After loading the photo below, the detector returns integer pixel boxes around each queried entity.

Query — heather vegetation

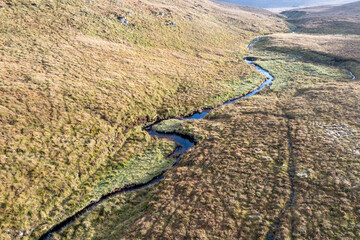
[0,0,288,239]
[58,41,360,239]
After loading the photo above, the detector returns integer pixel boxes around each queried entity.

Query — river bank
[39,48,275,239]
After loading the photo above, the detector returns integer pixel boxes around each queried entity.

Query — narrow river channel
[38,44,274,240]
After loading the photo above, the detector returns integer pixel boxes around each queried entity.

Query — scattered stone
[153,12,165,17]
[116,16,135,27]
[166,21,177,27]
[118,16,128,24]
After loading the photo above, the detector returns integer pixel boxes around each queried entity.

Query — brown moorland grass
[58,49,360,238]
[59,93,292,240]
[0,0,288,239]
[271,83,360,239]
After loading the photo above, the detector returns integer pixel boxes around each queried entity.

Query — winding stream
[350,71,356,80]
[38,44,274,240]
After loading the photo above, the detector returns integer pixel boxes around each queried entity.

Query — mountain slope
[215,0,357,9]
[0,0,287,239]
[255,33,360,77]
[282,1,360,34]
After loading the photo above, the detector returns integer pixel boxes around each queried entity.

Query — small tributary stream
[38,43,274,240]
[350,71,356,80]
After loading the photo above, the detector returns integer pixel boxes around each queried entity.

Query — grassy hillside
[212,1,282,15]
[282,1,360,34]
[0,0,287,239]
[215,0,357,9]
[59,49,360,239]
[254,33,360,77]
[56,3,360,235]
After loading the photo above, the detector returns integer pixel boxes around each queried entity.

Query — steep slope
[0,0,287,239]
[282,1,360,34]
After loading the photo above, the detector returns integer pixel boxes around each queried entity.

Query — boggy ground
[58,48,359,238]
[0,0,288,238]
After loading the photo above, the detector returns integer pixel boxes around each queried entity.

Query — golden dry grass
[256,33,360,77]
[0,0,287,239]
[263,33,360,60]
[282,1,360,34]
[54,2,360,239]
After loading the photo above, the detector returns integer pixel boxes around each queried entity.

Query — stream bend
[350,71,356,80]
[38,53,273,240]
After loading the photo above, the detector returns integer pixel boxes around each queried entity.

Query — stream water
[350,71,356,80]
[146,58,274,151]
[38,49,274,240]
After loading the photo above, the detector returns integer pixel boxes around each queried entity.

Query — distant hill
[282,1,360,34]
[212,1,277,15]
[215,0,357,9]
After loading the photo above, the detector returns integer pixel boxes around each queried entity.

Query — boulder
[118,17,128,24]
[167,21,177,27]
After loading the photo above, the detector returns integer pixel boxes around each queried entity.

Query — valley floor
[1,1,360,239]
[57,46,360,239]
